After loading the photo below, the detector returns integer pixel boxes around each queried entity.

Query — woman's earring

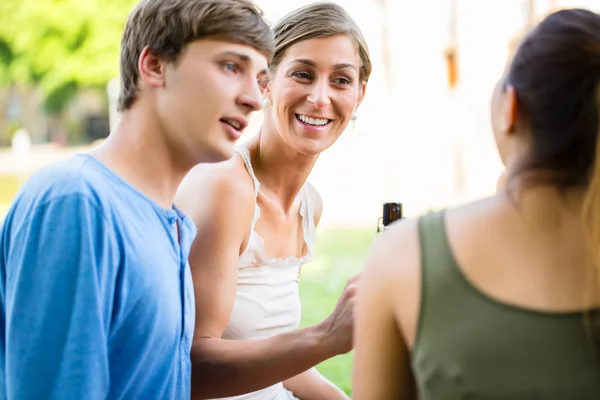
[351,111,358,121]
[262,98,270,109]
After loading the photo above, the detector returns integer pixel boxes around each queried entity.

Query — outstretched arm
[283,368,350,400]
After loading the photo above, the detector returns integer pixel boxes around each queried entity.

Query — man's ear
[138,45,167,89]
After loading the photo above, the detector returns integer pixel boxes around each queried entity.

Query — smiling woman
[266,34,365,153]
[175,2,372,399]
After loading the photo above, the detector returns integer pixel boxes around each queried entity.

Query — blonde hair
[270,2,371,83]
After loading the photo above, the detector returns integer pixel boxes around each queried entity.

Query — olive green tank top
[412,210,600,399]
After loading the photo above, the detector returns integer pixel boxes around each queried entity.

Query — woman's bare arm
[353,219,420,400]
[283,368,350,400]
[176,163,355,399]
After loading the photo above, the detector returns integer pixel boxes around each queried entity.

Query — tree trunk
[14,84,47,143]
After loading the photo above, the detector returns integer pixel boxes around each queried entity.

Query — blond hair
[270,2,371,83]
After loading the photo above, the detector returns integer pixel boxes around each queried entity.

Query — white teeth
[298,114,329,126]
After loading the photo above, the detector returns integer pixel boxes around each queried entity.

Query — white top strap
[235,146,261,230]
[235,146,260,197]
[235,145,317,256]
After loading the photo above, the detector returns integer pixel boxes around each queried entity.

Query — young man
[0,0,272,399]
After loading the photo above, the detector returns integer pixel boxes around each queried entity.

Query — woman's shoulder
[175,154,256,222]
[369,198,497,271]
[367,216,420,277]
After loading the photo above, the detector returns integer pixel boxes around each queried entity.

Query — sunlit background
[1,0,598,395]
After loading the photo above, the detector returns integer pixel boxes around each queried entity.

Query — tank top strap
[418,209,453,279]
[414,209,467,348]
[299,185,317,257]
[234,146,261,230]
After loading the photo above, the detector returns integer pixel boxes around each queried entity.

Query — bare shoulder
[361,217,421,345]
[176,155,256,228]
[364,217,420,283]
[303,181,324,226]
[442,196,503,254]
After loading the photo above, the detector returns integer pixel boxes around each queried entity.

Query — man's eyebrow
[290,59,358,71]
[218,51,250,62]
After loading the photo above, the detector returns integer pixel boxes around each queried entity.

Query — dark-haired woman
[353,8,600,399]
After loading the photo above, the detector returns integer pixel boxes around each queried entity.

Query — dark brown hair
[506,8,600,350]
[270,2,371,83]
[117,0,274,112]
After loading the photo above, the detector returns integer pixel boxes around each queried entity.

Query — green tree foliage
[0,0,136,111]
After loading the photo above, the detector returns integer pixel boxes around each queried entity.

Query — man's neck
[90,107,190,210]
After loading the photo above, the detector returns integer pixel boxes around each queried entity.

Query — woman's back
[412,194,600,399]
[445,190,595,317]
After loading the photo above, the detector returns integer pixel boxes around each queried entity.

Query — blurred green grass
[299,225,374,395]
[0,173,373,395]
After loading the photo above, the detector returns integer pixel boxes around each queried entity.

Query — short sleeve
[2,194,118,399]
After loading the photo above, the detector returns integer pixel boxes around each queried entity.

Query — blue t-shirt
[0,154,196,399]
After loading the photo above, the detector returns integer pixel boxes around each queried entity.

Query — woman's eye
[334,77,352,85]
[292,71,312,80]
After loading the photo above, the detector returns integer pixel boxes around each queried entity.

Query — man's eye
[223,62,238,73]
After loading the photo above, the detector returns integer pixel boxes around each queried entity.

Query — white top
[209,146,317,400]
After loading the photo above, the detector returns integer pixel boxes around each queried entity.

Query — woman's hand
[316,274,360,357]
